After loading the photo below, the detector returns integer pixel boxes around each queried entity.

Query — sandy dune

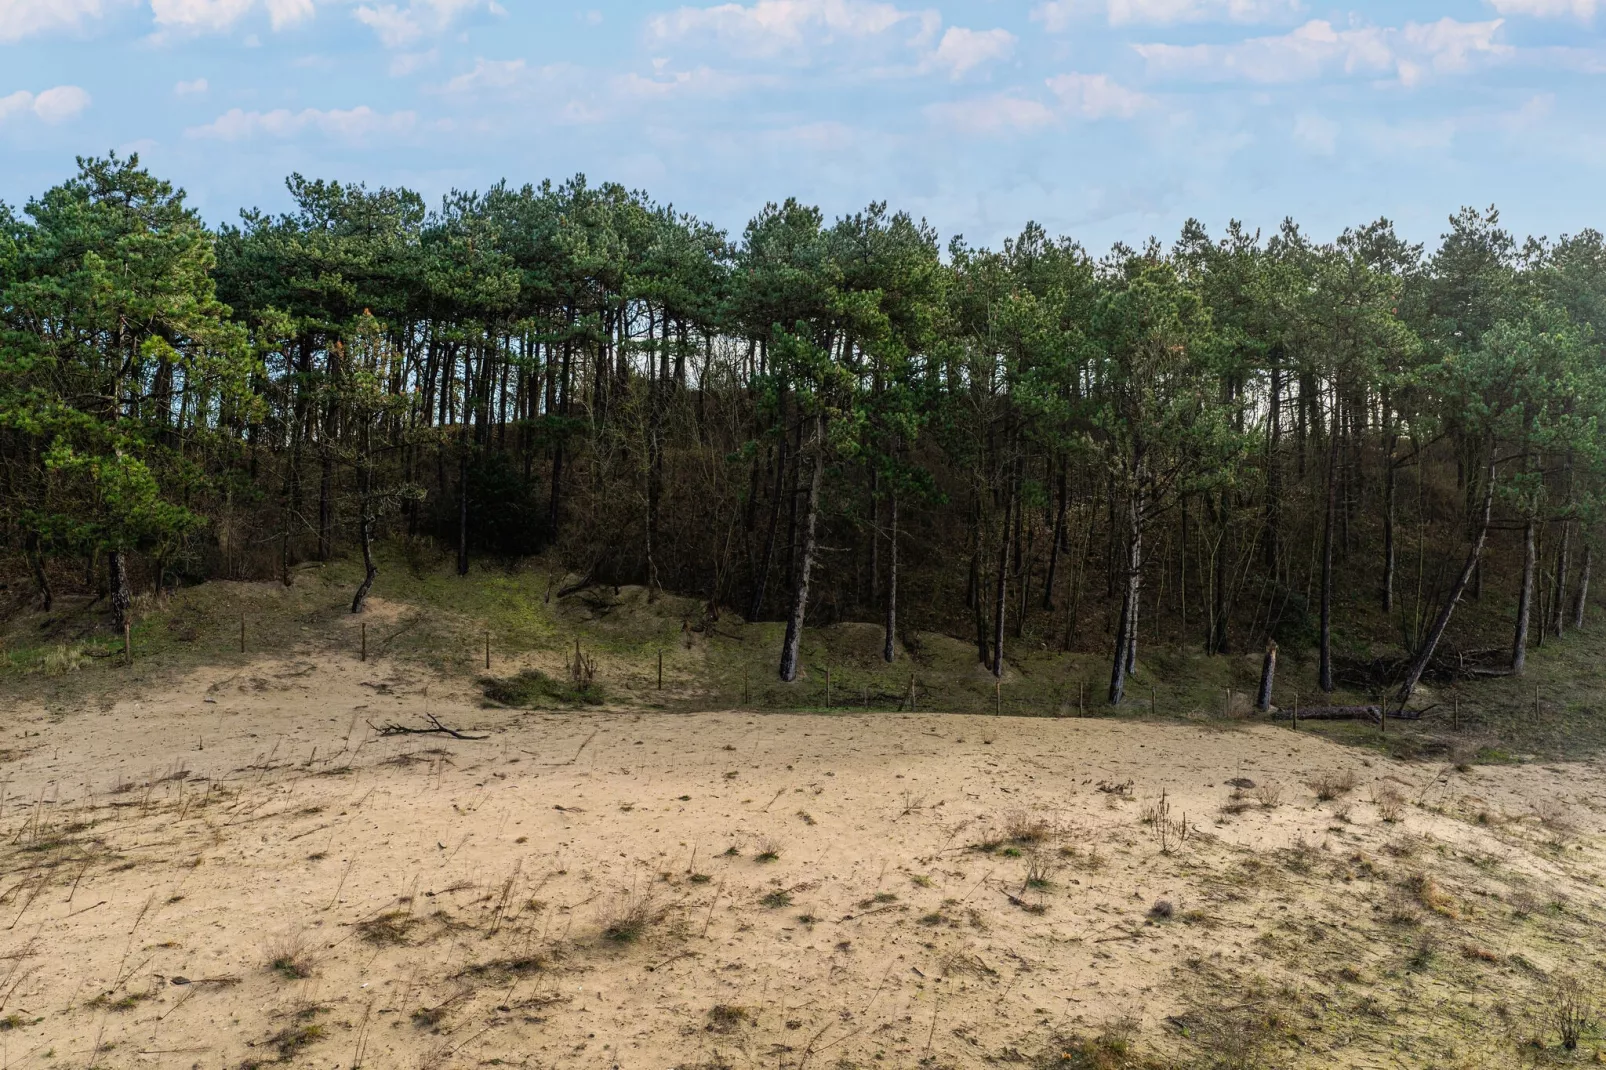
[1,653,1603,1068]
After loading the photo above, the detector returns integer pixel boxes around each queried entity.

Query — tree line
[3,153,1604,704]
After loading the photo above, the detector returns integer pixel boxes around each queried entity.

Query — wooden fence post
[658,651,663,690]
[361,622,367,662]
[124,623,132,667]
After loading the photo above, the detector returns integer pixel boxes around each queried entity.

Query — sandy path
[1,655,1603,1068]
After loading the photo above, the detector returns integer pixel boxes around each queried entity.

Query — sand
[1,652,1603,1069]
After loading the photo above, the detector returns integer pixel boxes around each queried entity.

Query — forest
[2,152,1603,707]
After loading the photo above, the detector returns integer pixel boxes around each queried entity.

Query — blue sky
[1,0,1602,251]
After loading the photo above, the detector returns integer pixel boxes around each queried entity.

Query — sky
[1,0,1603,252]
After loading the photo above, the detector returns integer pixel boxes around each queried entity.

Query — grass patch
[481,669,603,708]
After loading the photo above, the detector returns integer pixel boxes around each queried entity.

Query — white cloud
[0,0,134,42]
[1032,0,1300,30]
[613,65,763,98]
[353,2,417,45]
[1046,71,1150,117]
[1397,18,1508,84]
[353,0,496,47]
[1135,17,1507,85]
[1488,0,1596,17]
[145,0,488,40]
[264,0,313,28]
[927,93,1057,134]
[1292,111,1336,154]
[931,26,1015,78]
[186,104,416,139]
[440,56,527,93]
[174,77,209,94]
[648,0,935,59]
[0,85,92,123]
[150,0,253,32]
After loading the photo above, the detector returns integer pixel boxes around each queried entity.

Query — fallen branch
[368,714,488,741]
[556,569,597,599]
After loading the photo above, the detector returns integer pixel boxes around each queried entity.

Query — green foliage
[0,153,254,576]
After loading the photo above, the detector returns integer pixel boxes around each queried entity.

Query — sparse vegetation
[482,668,603,708]
[602,891,665,943]
[1546,974,1595,1051]
[354,910,419,946]
[265,931,317,979]
[1310,770,1359,802]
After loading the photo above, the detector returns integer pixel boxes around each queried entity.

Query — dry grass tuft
[354,910,419,946]
[1402,872,1458,918]
[1309,769,1358,802]
[1371,786,1406,823]
[705,1004,752,1033]
[1005,810,1051,844]
[1546,974,1595,1051]
[1031,1022,1163,1069]
[264,930,317,979]
[1251,783,1283,809]
[602,890,666,942]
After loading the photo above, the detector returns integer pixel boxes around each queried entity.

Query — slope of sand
[1,654,1604,1069]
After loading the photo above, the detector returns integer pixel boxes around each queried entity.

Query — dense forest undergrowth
[4,154,1606,736]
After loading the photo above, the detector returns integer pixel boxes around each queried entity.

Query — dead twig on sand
[368,714,488,741]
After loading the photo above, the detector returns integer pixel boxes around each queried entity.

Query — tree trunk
[1013,477,1029,640]
[965,494,980,611]
[457,440,470,576]
[1512,513,1536,675]
[1574,544,1592,630]
[1382,445,1397,613]
[318,448,333,561]
[1256,640,1277,711]
[1552,519,1571,639]
[779,413,825,683]
[749,433,787,621]
[352,468,377,613]
[1264,360,1282,570]
[883,487,898,663]
[1399,459,1496,704]
[1043,461,1067,610]
[549,310,573,533]
[1318,408,1339,693]
[25,532,51,611]
[109,550,132,632]
[1107,482,1142,705]
[991,483,1012,677]
[868,468,879,604]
